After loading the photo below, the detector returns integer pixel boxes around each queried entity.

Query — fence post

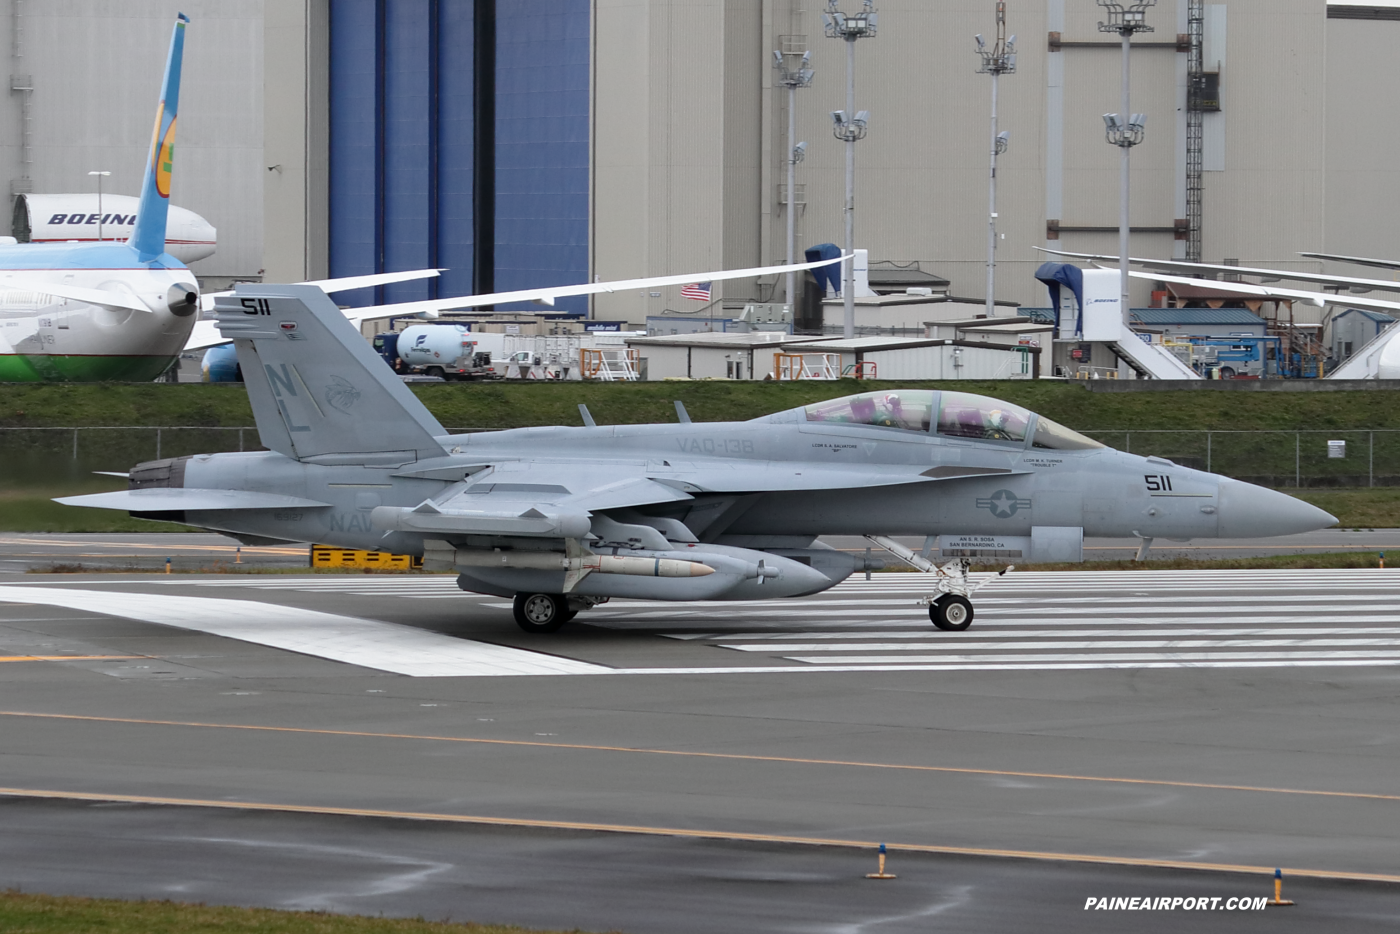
[1206,431,1211,473]
[239,428,244,453]
[1125,432,1130,454]
[156,427,162,461]
[1371,431,1375,488]
[72,428,78,460]
[1295,432,1300,488]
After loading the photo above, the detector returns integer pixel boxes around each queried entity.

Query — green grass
[0,891,604,934]
[9,379,1400,431]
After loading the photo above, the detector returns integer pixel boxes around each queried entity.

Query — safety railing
[774,353,841,380]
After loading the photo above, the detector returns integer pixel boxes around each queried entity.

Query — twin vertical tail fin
[129,13,189,260]
[215,284,448,463]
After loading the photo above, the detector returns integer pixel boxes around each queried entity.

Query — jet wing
[1126,270,1400,315]
[54,488,332,512]
[183,255,847,354]
[197,268,444,313]
[1039,247,1400,295]
[1298,251,1400,273]
[370,458,1023,539]
[338,253,849,327]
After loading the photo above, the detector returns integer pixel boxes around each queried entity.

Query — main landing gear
[863,536,1013,633]
[511,593,608,633]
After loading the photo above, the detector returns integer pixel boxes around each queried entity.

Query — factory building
[6,2,1400,327]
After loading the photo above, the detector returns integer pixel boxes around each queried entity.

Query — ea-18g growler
[59,285,1336,633]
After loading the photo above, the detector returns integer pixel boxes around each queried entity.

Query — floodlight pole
[825,1,877,339]
[773,49,813,315]
[1099,1,1153,326]
[976,3,1016,319]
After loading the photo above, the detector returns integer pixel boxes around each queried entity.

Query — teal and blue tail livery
[129,13,189,259]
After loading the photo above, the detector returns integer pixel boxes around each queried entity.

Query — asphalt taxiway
[1,568,1399,932]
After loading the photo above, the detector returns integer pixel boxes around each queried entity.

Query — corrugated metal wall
[327,0,588,312]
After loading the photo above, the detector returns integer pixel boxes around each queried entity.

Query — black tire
[425,366,445,380]
[513,593,569,633]
[930,595,974,631]
[1219,366,1237,379]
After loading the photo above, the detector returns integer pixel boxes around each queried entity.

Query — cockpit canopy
[800,390,1104,451]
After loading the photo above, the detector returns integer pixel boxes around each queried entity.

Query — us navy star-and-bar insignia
[976,489,1033,518]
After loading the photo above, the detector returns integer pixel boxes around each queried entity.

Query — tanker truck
[380,324,498,381]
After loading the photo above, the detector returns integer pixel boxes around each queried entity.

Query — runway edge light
[865,842,896,880]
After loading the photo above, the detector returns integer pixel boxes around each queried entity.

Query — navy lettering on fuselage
[47,214,66,224]
[328,513,372,533]
[66,214,86,225]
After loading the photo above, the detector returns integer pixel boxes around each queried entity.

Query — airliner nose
[1217,480,1337,538]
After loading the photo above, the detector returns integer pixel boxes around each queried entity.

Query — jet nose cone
[1217,480,1338,538]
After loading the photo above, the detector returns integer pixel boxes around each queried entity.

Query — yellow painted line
[0,656,138,662]
[1,784,1397,884]
[4,709,1399,804]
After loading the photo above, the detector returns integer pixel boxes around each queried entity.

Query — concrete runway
[4,528,1400,577]
[1,569,1399,931]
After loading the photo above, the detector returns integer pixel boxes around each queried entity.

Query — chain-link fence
[3,426,1399,491]
[1082,430,1400,487]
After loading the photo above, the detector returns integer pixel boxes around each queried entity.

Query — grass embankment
[9,379,1400,429]
[7,381,1400,531]
[0,891,599,934]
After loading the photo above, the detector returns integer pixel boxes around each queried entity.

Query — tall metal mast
[825,1,877,339]
[1098,1,1155,324]
[976,2,1016,319]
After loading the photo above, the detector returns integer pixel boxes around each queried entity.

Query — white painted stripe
[0,586,606,678]
[716,627,1400,641]
[789,650,1400,665]
[727,638,1400,653]
[608,658,1400,674]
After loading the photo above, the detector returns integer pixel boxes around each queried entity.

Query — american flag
[681,281,712,301]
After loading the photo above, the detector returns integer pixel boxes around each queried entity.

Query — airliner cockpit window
[804,390,935,432]
[936,392,1030,444]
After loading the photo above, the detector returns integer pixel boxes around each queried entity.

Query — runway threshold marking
[1,785,1397,886]
[6,709,1400,805]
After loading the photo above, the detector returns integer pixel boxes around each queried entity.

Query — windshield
[804,390,935,432]
[1032,415,1106,450]
[936,392,1030,444]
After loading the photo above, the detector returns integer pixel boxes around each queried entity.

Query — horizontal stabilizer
[0,278,152,312]
[54,488,330,512]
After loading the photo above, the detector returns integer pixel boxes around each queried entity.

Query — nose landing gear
[863,536,1013,633]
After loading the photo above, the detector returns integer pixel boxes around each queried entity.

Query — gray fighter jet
[59,285,1337,633]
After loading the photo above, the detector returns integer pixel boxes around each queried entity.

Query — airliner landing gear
[513,593,573,633]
